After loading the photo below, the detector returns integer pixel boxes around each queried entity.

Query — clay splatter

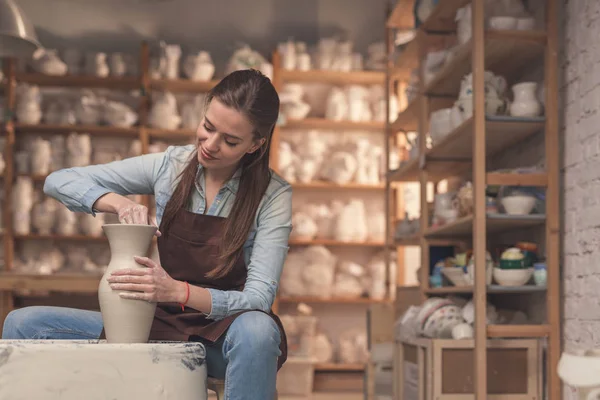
[0,346,13,367]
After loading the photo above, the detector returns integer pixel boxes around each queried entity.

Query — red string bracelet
[179,281,190,311]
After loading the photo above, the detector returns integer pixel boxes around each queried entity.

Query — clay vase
[99,224,157,343]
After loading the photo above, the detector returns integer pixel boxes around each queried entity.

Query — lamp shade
[0,0,40,58]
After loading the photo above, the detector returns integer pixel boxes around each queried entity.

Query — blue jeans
[2,306,281,399]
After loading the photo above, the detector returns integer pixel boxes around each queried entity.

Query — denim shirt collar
[195,164,241,195]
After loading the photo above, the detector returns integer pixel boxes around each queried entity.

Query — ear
[247,138,266,154]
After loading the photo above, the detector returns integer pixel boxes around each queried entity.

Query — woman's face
[195,99,264,174]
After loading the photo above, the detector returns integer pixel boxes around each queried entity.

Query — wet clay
[99,224,157,343]
[0,340,208,400]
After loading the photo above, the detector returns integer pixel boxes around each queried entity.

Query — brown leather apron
[101,207,287,370]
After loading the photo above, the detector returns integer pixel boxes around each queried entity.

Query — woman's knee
[226,311,281,353]
[2,306,48,339]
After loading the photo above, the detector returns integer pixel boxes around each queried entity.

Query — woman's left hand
[107,256,184,303]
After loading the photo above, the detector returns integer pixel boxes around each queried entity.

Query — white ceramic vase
[510,82,542,117]
[558,349,600,399]
[99,224,157,343]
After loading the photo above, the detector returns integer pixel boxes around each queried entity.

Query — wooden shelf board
[15,73,140,90]
[391,98,420,132]
[289,239,385,247]
[150,78,218,93]
[392,37,420,82]
[386,0,415,28]
[17,174,47,182]
[278,296,388,304]
[425,30,547,97]
[279,69,384,86]
[291,182,385,190]
[425,285,547,295]
[428,116,545,161]
[387,0,468,31]
[388,159,419,182]
[15,123,139,137]
[393,235,421,246]
[420,116,545,180]
[147,128,195,140]
[14,234,106,242]
[281,118,384,131]
[486,172,547,187]
[315,363,365,372]
[487,324,550,338]
[0,272,100,293]
[420,0,470,32]
[424,213,546,238]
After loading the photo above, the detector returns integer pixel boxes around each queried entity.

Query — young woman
[2,69,291,399]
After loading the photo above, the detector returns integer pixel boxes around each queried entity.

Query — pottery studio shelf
[291,182,385,190]
[424,213,546,238]
[149,78,218,93]
[425,30,547,97]
[146,128,195,140]
[15,123,140,137]
[388,116,545,182]
[384,0,560,398]
[288,239,386,247]
[424,285,547,295]
[15,73,141,91]
[315,363,365,372]
[279,69,385,86]
[13,234,107,242]
[387,0,469,31]
[278,296,390,305]
[280,118,384,131]
[0,272,101,293]
[389,30,547,131]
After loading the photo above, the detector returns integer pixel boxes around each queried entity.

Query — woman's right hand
[117,202,161,236]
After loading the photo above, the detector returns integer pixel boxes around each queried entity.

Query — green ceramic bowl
[499,258,527,270]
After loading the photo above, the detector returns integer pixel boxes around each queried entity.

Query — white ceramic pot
[510,82,542,117]
[558,349,600,399]
[493,267,533,287]
[99,224,158,343]
[501,194,536,215]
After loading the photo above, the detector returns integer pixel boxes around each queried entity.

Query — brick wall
[561,0,600,352]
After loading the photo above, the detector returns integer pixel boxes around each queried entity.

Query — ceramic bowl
[489,16,518,30]
[499,258,526,270]
[493,267,533,286]
[441,267,470,287]
[416,298,462,338]
[501,195,536,215]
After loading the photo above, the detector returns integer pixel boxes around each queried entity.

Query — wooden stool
[207,377,278,399]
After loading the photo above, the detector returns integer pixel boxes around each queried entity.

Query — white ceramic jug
[99,224,157,343]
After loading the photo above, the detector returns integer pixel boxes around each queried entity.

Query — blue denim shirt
[43,144,293,321]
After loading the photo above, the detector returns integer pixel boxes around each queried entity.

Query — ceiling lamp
[0,0,41,58]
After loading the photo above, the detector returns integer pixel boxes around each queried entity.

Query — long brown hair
[160,69,279,279]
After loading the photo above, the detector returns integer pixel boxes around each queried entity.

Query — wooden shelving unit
[280,117,384,131]
[0,42,221,325]
[385,1,559,399]
[272,51,395,391]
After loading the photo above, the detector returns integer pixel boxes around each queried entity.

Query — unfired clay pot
[99,224,157,343]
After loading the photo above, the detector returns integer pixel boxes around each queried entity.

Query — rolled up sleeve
[43,152,168,215]
[205,184,293,320]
